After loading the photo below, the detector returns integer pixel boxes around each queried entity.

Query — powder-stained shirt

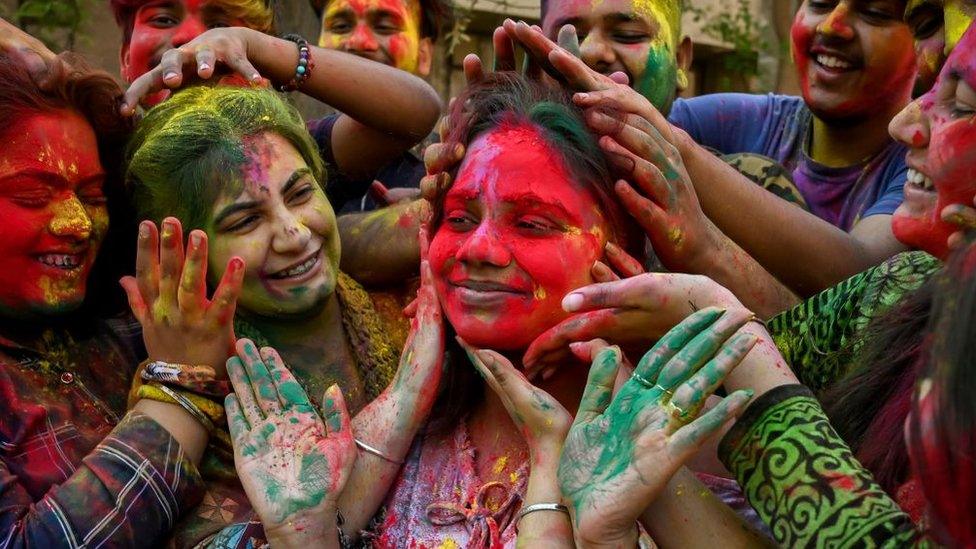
[373,420,527,548]
[668,94,909,231]
[0,320,204,547]
[306,115,426,214]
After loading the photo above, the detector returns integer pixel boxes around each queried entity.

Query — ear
[675,35,693,92]
[416,36,433,77]
[120,42,132,83]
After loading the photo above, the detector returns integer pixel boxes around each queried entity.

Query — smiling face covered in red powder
[318,0,431,76]
[889,22,976,259]
[791,0,917,122]
[0,110,107,320]
[429,122,610,351]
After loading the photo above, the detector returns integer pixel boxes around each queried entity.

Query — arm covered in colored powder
[121,27,442,184]
[337,259,445,539]
[719,384,934,547]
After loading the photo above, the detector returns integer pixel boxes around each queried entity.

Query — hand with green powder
[558,307,757,548]
[226,339,356,548]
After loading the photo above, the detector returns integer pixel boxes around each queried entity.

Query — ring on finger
[631,371,655,388]
[664,400,696,423]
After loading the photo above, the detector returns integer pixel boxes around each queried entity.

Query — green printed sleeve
[718,385,933,548]
[768,251,940,391]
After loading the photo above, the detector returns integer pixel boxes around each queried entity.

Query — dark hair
[909,242,976,546]
[0,53,133,315]
[428,72,646,430]
[110,0,275,45]
[310,0,454,41]
[821,280,933,493]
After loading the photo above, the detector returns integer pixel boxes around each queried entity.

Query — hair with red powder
[428,72,647,430]
[909,241,976,547]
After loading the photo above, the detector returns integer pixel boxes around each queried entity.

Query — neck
[809,103,904,168]
[238,291,345,350]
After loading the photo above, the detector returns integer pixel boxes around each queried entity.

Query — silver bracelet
[355,438,404,465]
[515,502,569,527]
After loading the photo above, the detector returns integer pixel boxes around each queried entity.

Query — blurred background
[0,0,804,119]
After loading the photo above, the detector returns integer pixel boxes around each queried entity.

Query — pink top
[373,420,528,548]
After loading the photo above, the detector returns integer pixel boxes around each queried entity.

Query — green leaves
[15,0,85,51]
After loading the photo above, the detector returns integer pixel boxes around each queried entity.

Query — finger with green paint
[226,341,356,547]
[557,308,757,547]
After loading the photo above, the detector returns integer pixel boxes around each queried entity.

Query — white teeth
[907,168,935,191]
[38,254,81,269]
[816,54,852,70]
[271,255,317,279]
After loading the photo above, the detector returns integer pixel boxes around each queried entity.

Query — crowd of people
[0,0,974,546]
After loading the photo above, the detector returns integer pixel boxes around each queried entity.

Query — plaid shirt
[0,319,204,547]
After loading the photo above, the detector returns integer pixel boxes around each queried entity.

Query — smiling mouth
[907,168,935,192]
[36,253,85,270]
[266,249,322,280]
[814,53,854,71]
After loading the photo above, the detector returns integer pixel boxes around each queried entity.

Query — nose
[346,23,379,52]
[888,98,930,148]
[171,16,207,48]
[271,211,313,254]
[48,195,93,241]
[455,223,512,267]
[817,3,855,41]
[579,32,616,74]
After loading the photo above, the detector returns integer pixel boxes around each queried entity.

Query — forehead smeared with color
[543,0,683,42]
[945,15,976,82]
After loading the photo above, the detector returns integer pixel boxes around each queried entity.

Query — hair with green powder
[124,85,326,233]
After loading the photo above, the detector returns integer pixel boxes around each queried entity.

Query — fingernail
[199,62,211,71]
[576,92,589,100]
[139,222,150,238]
[563,292,584,312]
[251,73,261,82]
[190,232,202,247]
[605,241,620,254]
[745,389,755,398]
[542,367,557,381]
[164,71,178,80]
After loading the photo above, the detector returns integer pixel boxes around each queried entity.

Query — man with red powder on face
[307,0,454,213]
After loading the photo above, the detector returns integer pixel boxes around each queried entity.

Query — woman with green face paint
[124,85,446,547]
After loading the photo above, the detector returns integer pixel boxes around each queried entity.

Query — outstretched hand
[120,218,243,375]
[121,27,267,114]
[226,339,356,541]
[558,308,757,547]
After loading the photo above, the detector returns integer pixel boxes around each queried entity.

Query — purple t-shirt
[668,93,908,231]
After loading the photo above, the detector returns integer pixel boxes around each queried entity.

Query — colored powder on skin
[492,455,509,475]
[636,42,678,110]
[944,3,973,52]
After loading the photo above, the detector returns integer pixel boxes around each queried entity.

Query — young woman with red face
[0,53,249,547]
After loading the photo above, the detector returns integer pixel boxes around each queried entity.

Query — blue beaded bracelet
[280,34,313,92]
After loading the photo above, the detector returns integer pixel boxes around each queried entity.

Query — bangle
[355,438,404,465]
[141,360,232,398]
[514,502,569,528]
[149,382,217,435]
[280,34,313,92]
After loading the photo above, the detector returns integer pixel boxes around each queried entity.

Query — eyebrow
[0,169,105,187]
[213,168,312,225]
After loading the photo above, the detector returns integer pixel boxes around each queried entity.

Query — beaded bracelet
[280,34,313,92]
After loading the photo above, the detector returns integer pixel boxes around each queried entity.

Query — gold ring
[664,399,694,423]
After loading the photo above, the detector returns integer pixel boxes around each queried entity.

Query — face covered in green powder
[207,132,341,320]
[542,0,689,114]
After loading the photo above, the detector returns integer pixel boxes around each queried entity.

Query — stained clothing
[373,420,526,548]
[307,115,426,213]
[669,94,908,231]
[0,320,203,547]
[719,251,944,547]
